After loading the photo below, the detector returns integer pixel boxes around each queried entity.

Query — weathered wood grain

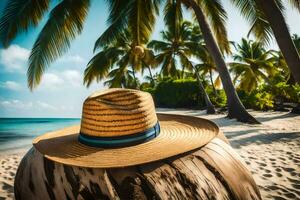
[14,132,261,200]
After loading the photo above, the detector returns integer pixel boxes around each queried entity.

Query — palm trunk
[147,66,155,86]
[132,66,138,89]
[183,0,259,123]
[257,0,300,84]
[209,69,218,96]
[195,70,216,114]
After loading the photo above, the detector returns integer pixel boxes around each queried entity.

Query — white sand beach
[0,110,299,200]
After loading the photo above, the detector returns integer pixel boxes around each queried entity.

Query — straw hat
[33,88,219,168]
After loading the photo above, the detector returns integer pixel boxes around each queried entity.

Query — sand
[1,110,300,199]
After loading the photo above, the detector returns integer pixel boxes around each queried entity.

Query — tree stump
[14,131,261,200]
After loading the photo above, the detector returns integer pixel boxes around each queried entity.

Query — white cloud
[36,101,57,110]
[0,81,22,91]
[39,73,64,90]
[60,105,75,111]
[0,99,56,111]
[0,45,30,72]
[58,54,86,65]
[62,70,82,87]
[0,100,32,110]
[37,70,82,90]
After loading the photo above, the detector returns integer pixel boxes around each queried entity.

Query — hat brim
[33,113,219,168]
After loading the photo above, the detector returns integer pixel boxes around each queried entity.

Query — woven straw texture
[32,89,219,168]
[81,88,157,137]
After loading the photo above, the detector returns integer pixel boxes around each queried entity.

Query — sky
[0,0,299,118]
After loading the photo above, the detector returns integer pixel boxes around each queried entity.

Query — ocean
[0,118,80,152]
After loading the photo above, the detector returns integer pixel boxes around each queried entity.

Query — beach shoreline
[1,110,299,200]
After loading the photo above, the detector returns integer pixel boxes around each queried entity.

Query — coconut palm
[195,60,220,96]
[229,38,277,92]
[0,0,91,89]
[103,67,138,89]
[148,20,216,113]
[0,0,258,122]
[190,24,220,96]
[230,0,300,84]
[84,30,155,89]
[103,0,256,120]
[270,34,300,83]
[0,0,158,90]
[148,21,195,78]
[142,65,156,87]
[175,0,257,123]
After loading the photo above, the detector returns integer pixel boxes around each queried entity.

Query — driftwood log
[14,132,261,200]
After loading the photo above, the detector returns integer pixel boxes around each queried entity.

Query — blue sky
[0,1,299,117]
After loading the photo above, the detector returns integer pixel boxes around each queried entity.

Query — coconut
[134,46,145,57]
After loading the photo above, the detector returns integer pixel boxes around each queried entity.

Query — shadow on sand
[230,131,300,149]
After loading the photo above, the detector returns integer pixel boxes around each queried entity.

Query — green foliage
[206,87,227,107]
[253,92,274,110]
[237,90,274,110]
[290,84,300,103]
[142,78,200,108]
[27,0,90,90]
[229,38,277,92]
[142,87,156,97]
[148,21,196,78]
[237,75,300,111]
[153,78,202,108]
[0,0,50,47]
[141,78,226,109]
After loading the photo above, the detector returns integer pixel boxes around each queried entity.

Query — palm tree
[141,62,156,87]
[94,0,258,122]
[230,0,300,84]
[0,0,158,90]
[292,34,300,51]
[190,25,220,96]
[271,34,300,83]
[148,20,216,113]
[84,30,155,89]
[195,61,220,96]
[0,0,258,123]
[103,67,138,89]
[148,21,194,78]
[194,67,216,114]
[0,0,91,89]
[179,0,258,123]
[229,38,277,92]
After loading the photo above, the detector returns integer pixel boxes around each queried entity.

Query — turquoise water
[0,118,80,151]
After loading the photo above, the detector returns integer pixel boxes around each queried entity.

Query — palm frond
[128,0,158,45]
[93,0,132,51]
[289,0,300,12]
[199,0,230,54]
[84,47,124,87]
[247,11,274,46]
[163,0,183,40]
[27,0,90,90]
[147,40,171,52]
[0,0,50,47]
[214,75,222,89]
[104,54,131,88]
[231,0,285,46]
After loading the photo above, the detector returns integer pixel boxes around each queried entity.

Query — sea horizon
[0,118,81,152]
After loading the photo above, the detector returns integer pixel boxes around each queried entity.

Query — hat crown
[80,88,158,137]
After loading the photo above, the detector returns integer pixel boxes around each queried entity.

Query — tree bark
[195,69,216,114]
[14,133,262,200]
[131,66,138,89]
[209,69,218,96]
[147,66,155,86]
[257,0,300,84]
[182,0,259,123]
